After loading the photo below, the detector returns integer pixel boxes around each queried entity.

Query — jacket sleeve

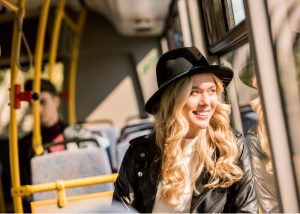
[112,145,138,212]
[228,135,259,213]
[246,132,280,213]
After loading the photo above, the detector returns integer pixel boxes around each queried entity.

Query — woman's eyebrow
[192,85,216,89]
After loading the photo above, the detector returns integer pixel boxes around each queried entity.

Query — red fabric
[49,134,65,152]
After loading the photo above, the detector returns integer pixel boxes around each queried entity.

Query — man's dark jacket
[113,132,258,213]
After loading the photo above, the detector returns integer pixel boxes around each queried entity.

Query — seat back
[31,147,113,201]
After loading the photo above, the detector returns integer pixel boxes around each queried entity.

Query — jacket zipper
[208,192,227,213]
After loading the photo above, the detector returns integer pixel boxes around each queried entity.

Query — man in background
[19,79,67,186]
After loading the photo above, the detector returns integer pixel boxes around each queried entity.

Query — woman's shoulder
[129,133,152,146]
[231,129,244,149]
[231,129,249,161]
[129,133,155,148]
[128,133,159,156]
[246,123,258,136]
[121,133,160,171]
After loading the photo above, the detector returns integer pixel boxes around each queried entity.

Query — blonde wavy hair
[250,77,273,174]
[154,73,243,208]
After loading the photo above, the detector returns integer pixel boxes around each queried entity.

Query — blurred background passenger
[19,79,67,185]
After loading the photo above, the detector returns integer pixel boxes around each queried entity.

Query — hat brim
[145,65,233,114]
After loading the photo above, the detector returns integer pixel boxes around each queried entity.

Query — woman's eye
[190,89,199,95]
[208,88,216,94]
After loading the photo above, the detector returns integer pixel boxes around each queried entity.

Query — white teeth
[194,111,209,116]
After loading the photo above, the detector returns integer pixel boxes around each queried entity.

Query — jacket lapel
[190,169,212,212]
[138,157,161,212]
[136,136,162,212]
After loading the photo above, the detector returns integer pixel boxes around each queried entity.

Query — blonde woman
[113,47,258,213]
[239,67,279,213]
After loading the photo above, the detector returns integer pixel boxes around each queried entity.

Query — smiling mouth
[193,110,210,120]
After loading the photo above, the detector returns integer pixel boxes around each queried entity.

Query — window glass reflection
[266,0,300,199]
[220,43,280,212]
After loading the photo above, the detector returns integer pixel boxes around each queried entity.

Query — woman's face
[182,73,218,138]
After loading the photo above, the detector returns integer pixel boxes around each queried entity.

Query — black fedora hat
[145,47,234,114]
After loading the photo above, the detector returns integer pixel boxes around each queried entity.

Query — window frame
[199,0,248,55]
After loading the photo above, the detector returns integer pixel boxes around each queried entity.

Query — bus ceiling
[0,0,173,36]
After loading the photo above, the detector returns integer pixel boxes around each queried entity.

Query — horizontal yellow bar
[31,191,114,213]
[33,191,113,206]
[28,173,118,194]
[63,13,79,33]
[0,0,18,13]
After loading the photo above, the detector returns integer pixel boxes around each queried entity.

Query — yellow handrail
[63,13,79,33]
[32,0,51,155]
[0,0,18,13]
[9,0,26,212]
[68,7,87,125]
[48,0,66,82]
[12,173,118,208]
[28,173,118,194]
[30,191,114,213]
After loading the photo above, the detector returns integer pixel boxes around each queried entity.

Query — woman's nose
[198,93,209,106]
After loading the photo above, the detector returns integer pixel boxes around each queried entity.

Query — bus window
[200,0,227,47]
[199,0,247,55]
[224,0,245,29]
[219,43,257,133]
[220,42,282,213]
[165,1,184,49]
[265,0,300,200]
[244,0,300,211]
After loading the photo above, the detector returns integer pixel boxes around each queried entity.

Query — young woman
[113,47,258,213]
[239,66,279,213]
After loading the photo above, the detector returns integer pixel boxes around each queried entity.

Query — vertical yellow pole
[48,0,66,82]
[68,7,87,125]
[32,0,51,155]
[9,0,26,212]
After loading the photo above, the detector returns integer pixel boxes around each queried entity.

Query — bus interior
[0,0,299,212]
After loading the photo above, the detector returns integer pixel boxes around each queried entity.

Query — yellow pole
[63,13,79,33]
[68,7,87,125]
[9,0,26,212]
[48,0,66,81]
[32,0,51,155]
[0,0,19,13]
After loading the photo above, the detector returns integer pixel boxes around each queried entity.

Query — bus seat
[98,126,120,172]
[30,191,114,213]
[117,129,153,169]
[30,147,113,201]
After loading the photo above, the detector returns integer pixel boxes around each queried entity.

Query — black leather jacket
[113,133,258,213]
[246,125,280,213]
